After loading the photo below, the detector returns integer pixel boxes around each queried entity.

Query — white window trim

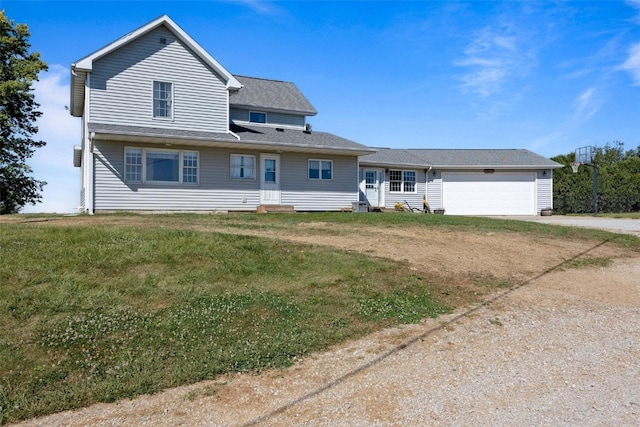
[389,169,417,193]
[152,80,174,121]
[230,154,256,180]
[308,159,333,181]
[124,147,199,185]
[249,111,267,124]
[182,150,199,185]
[124,147,143,183]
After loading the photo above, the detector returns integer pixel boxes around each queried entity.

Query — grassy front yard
[0,213,637,423]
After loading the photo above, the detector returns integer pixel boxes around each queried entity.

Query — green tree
[0,10,47,214]
[552,142,640,214]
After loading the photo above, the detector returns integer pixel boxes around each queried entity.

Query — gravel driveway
[504,215,640,237]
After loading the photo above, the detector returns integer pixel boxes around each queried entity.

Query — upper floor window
[389,170,416,193]
[125,147,198,185]
[309,159,332,180]
[153,81,172,119]
[249,111,266,124]
[230,154,256,179]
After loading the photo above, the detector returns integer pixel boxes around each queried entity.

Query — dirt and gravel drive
[505,215,640,237]
[9,216,640,426]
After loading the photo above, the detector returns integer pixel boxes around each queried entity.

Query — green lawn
[0,213,637,423]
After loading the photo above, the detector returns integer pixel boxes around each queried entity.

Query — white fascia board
[358,161,429,169]
[230,103,318,116]
[93,130,375,156]
[433,165,561,170]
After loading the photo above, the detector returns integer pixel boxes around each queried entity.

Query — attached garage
[442,172,536,215]
[359,148,563,216]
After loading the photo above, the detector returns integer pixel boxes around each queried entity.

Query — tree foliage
[552,141,640,214]
[0,10,48,214]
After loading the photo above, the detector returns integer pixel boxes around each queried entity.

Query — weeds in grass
[1,212,636,423]
[356,286,450,323]
[562,257,612,269]
[0,222,452,423]
[489,318,503,327]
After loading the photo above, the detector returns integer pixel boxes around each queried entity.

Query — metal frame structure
[572,146,598,215]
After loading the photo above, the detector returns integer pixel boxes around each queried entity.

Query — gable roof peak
[70,15,242,116]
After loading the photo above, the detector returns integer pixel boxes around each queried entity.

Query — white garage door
[442,172,535,215]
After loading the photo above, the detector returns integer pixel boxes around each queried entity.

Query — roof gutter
[229,103,318,116]
[431,164,564,170]
[90,129,376,156]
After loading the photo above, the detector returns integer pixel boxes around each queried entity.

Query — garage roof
[360,148,562,169]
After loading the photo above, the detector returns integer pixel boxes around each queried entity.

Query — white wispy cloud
[22,64,81,213]
[627,0,640,23]
[226,0,280,15]
[573,87,600,122]
[455,23,535,97]
[526,87,602,155]
[621,43,640,86]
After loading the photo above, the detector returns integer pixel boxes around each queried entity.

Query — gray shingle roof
[230,76,318,116]
[88,123,238,142]
[360,148,562,169]
[88,123,374,155]
[230,124,373,154]
[88,123,237,141]
[357,148,427,167]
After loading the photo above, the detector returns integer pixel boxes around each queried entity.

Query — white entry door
[362,169,384,208]
[260,154,281,204]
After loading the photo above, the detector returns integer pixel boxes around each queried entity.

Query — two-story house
[71,14,374,213]
[72,15,562,216]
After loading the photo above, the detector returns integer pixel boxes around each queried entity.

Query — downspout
[226,81,244,140]
[84,73,95,214]
[425,166,432,212]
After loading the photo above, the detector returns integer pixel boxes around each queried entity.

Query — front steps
[256,205,296,214]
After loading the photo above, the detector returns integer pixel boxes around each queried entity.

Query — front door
[362,169,383,207]
[260,154,281,205]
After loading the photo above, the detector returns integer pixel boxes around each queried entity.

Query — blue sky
[2,0,639,213]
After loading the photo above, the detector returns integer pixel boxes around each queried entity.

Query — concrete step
[256,205,296,214]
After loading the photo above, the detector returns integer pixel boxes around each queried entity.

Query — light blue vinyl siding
[94,141,259,211]
[426,171,443,210]
[90,26,228,133]
[383,169,426,210]
[230,108,306,129]
[93,140,359,212]
[536,170,553,212]
[280,153,358,211]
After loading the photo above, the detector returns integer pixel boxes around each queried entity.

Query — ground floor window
[389,170,416,193]
[230,154,256,179]
[124,147,198,185]
[309,159,333,180]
